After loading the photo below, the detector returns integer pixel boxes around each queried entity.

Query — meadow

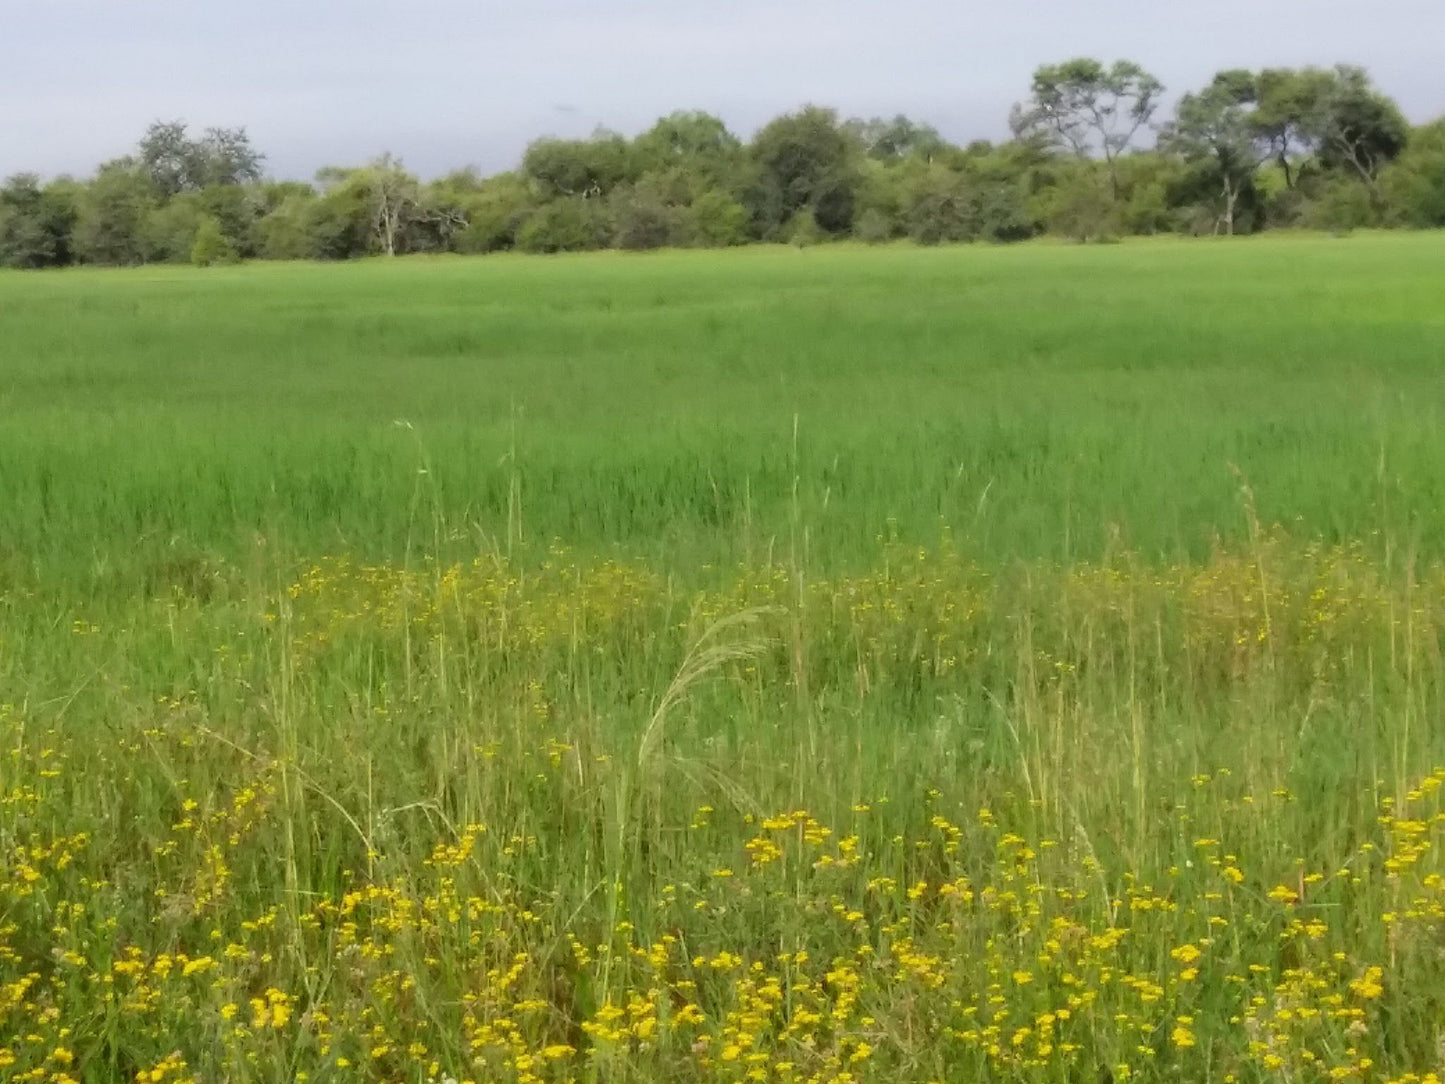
[3,234,1445,1083]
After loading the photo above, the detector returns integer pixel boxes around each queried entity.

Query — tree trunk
[1222,176,1238,236]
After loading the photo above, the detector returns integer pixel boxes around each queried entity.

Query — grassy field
[4,234,1445,1083]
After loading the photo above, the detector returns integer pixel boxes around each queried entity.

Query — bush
[516,198,615,254]
[976,184,1033,242]
[453,174,533,254]
[257,195,316,260]
[853,207,895,244]
[611,185,686,251]
[144,198,208,263]
[905,167,980,245]
[190,216,237,266]
[302,191,370,260]
[1302,178,1377,233]
[785,208,826,247]
[1039,174,1123,243]
[1380,120,1445,227]
[688,189,750,246]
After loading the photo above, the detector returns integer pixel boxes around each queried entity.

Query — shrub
[189,215,237,266]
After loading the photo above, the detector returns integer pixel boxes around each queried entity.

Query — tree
[73,161,154,265]
[452,173,533,254]
[1032,160,1121,242]
[516,197,614,253]
[138,121,198,198]
[523,131,634,199]
[0,174,73,268]
[1381,119,1445,227]
[1164,71,1267,235]
[190,216,237,266]
[362,155,419,256]
[748,105,860,237]
[256,191,318,259]
[1013,58,1164,200]
[688,188,750,246]
[1253,68,1334,188]
[142,194,209,262]
[899,163,1031,245]
[902,164,981,244]
[632,112,742,182]
[610,180,688,250]
[318,155,421,256]
[844,115,947,162]
[193,126,266,188]
[137,121,264,197]
[1309,66,1408,203]
[195,184,264,257]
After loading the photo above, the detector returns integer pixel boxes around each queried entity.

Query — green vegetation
[6,235,1445,580]
[2,60,1443,273]
[5,238,1445,1083]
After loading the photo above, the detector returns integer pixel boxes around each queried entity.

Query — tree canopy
[1,57,1437,269]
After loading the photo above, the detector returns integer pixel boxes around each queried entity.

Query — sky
[3,0,1443,182]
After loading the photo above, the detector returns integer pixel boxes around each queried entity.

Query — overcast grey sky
[3,0,1442,181]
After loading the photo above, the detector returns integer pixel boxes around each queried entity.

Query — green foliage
[853,207,895,244]
[301,183,371,259]
[1253,67,1335,187]
[189,215,238,266]
[1311,66,1409,189]
[903,164,980,244]
[451,172,534,254]
[1,61,1431,268]
[523,131,635,199]
[632,111,742,182]
[1164,70,1266,235]
[1382,119,1445,227]
[1303,175,1379,232]
[610,179,691,251]
[0,173,74,268]
[1032,161,1122,241]
[685,188,748,247]
[256,193,318,259]
[72,161,155,265]
[1014,57,1164,198]
[516,196,615,253]
[138,120,264,196]
[784,207,826,246]
[749,106,860,237]
[143,194,209,263]
[845,114,947,161]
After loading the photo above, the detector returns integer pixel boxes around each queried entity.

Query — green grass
[5,235,1445,1083]
[3,234,1445,583]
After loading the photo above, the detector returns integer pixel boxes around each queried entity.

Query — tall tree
[1309,66,1408,202]
[358,155,420,257]
[73,161,154,265]
[748,105,860,236]
[1382,119,1445,227]
[1252,68,1334,188]
[1013,58,1164,199]
[844,115,947,162]
[193,126,266,188]
[522,131,634,199]
[137,121,264,197]
[1164,71,1267,235]
[632,112,741,176]
[0,174,74,268]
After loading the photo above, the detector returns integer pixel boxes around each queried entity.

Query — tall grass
[2,236,1444,580]
[3,237,1445,1082]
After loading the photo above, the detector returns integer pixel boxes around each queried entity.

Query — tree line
[2,58,1443,268]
